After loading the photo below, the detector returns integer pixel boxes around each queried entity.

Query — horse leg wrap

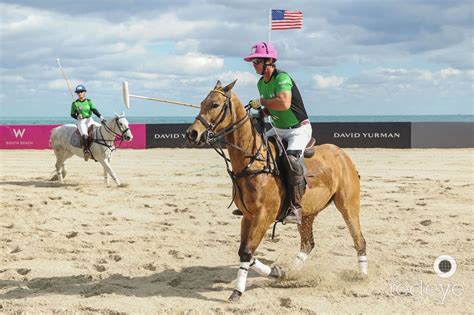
[293,251,308,268]
[269,265,286,279]
[250,258,271,277]
[235,262,250,293]
[358,256,368,275]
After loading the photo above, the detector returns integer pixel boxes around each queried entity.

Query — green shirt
[257,70,307,129]
[70,99,96,119]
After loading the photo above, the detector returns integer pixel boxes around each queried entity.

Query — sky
[0,0,473,118]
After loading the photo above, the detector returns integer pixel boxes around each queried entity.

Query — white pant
[77,117,99,136]
[266,123,312,153]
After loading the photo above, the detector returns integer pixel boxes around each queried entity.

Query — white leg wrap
[250,259,271,277]
[235,262,250,293]
[293,251,308,268]
[358,255,368,275]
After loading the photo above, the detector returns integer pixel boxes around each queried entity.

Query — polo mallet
[122,81,200,109]
[56,58,75,101]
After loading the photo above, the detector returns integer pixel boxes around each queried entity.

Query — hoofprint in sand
[0,149,472,313]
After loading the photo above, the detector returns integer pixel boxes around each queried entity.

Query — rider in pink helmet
[244,41,278,61]
[240,41,312,225]
[244,42,278,75]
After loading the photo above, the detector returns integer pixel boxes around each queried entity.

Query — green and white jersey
[70,99,96,119]
[257,69,308,129]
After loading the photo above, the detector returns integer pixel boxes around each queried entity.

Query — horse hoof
[269,265,286,279]
[228,290,242,302]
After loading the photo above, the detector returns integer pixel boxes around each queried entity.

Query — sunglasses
[252,58,264,65]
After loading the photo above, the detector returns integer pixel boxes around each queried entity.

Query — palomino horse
[49,113,133,186]
[186,80,367,301]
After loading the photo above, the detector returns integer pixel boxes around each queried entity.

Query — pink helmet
[244,41,278,62]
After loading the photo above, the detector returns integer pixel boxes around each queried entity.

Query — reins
[91,117,130,152]
[195,89,279,212]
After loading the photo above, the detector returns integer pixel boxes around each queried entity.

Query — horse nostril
[187,130,198,142]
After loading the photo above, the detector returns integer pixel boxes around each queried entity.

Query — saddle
[71,125,96,149]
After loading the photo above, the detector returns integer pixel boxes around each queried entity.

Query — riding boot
[81,134,91,161]
[287,180,305,224]
[284,154,306,225]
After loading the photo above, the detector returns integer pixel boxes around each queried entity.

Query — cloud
[0,1,472,117]
[313,74,345,89]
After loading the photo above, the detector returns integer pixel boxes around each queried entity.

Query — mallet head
[123,81,130,109]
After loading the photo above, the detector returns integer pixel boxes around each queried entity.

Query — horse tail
[49,126,57,148]
[49,126,63,150]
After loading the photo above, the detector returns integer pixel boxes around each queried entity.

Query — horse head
[109,112,133,141]
[186,80,239,145]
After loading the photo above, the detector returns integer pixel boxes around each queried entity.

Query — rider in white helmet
[70,85,106,161]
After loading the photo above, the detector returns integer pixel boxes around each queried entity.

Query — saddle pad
[69,132,82,149]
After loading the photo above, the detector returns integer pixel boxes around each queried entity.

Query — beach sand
[0,148,473,314]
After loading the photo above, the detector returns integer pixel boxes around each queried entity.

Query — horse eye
[212,103,220,109]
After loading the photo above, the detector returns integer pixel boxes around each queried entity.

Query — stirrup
[283,207,302,225]
[83,150,91,161]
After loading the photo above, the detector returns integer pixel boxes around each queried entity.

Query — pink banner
[0,124,146,149]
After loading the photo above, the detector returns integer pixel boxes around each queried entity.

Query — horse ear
[222,79,237,93]
[214,80,222,89]
[114,112,119,117]
[121,111,125,117]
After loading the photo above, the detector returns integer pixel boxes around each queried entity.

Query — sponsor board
[2,122,472,149]
[146,123,412,148]
[118,124,146,149]
[0,124,146,149]
[0,125,60,149]
[146,124,206,148]
[313,123,411,148]
[411,122,474,148]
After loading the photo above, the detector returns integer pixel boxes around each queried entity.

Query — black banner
[146,124,206,148]
[146,122,412,148]
[313,122,411,148]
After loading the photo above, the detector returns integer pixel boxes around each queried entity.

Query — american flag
[271,9,303,30]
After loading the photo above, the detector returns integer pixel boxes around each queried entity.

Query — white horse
[50,113,133,186]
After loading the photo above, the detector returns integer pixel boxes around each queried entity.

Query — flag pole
[268,9,272,43]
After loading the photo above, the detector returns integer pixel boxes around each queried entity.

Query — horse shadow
[0,265,261,302]
[0,180,78,188]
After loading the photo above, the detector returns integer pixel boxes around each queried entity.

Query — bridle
[104,116,130,139]
[193,89,279,212]
[195,89,248,145]
[92,116,130,151]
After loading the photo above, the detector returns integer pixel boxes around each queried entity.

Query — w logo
[12,128,26,138]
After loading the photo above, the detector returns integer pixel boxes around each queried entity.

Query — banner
[146,124,203,148]
[314,123,411,148]
[2,122,472,149]
[0,124,146,149]
[0,125,60,149]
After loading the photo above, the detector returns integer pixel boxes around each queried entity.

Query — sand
[0,148,473,314]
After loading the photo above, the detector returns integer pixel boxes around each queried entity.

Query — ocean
[0,115,473,125]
